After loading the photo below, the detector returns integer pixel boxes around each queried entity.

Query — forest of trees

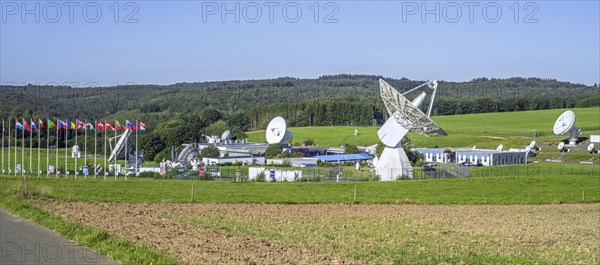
[2,75,597,118]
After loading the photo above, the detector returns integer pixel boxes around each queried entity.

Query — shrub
[256,171,266,182]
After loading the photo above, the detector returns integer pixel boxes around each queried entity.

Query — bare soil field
[35,201,599,264]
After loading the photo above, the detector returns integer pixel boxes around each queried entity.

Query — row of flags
[13,119,147,132]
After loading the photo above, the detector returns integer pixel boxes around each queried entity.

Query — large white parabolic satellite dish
[266,117,292,145]
[553,110,581,145]
[376,79,446,181]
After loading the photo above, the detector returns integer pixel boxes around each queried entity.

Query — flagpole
[114,123,117,180]
[46,120,49,177]
[55,117,58,177]
[75,121,78,178]
[14,120,17,176]
[103,120,107,180]
[22,119,25,177]
[125,126,129,181]
[135,120,139,178]
[7,120,10,176]
[94,120,97,179]
[37,120,40,177]
[29,119,32,175]
[65,122,68,178]
[2,119,4,176]
[84,121,87,178]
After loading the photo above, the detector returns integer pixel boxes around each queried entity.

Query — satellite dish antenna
[496,144,503,152]
[529,141,536,147]
[221,130,232,141]
[588,143,598,154]
[376,79,446,181]
[553,110,581,145]
[557,142,569,152]
[266,117,292,145]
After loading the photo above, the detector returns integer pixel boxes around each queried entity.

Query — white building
[413,148,527,166]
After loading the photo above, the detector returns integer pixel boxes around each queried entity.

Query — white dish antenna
[496,144,503,152]
[378,79,446,144]
[588,143,598,153]
[553,110,581,145]
[375,79,446,180]
[221,130,232,141]
[266,117,292,145]
[529,141,536,147]
[557,142,564,149]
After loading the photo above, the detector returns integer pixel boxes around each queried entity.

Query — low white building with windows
[413,148,527,166]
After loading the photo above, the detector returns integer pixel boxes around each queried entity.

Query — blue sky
[1,1,599,86]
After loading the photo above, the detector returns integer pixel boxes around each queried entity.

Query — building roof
[311,153,373,162]
[412,148,447,155]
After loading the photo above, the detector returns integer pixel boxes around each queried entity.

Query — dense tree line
[2,76,596,118]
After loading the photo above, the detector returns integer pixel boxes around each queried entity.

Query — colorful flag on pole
[76,120,86,129]
[70,121,76,130]
[38,119,47,130]
[126,120,136,130]
[86,121,93,130]
[114,120,123,131]
[16,120,24,130]
[48,119,57,129]
[137,121,147,131]
[23,120,31,131]
[59,120,67,129]
[31,120,38,130]
[96,120,105,130]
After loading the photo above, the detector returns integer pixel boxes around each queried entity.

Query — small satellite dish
[221,130,232,141]
[588,143,598,154]
[496,144,503,152]
[266,117,292,145]
[557,142,565,149]
[553,110,581,145]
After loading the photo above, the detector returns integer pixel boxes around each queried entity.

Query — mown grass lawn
[1,171,598,204]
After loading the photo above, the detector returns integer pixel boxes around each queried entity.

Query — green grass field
[247,107,600,148]
[1,168,598,204]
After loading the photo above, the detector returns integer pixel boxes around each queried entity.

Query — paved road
[0,208,118,265]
